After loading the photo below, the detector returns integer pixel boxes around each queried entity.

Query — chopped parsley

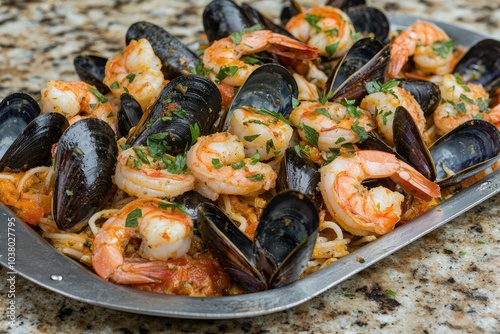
[173,109,187,119]
[458,250,466,257]
[231,161,245,169]
[216,65,239,83]
[339,99,363,118]
[453,73,471,92]
[73,146,84,156]
[250,152,260,165]
[301,123,319,147]
[158,201,186,213]
[365,79,399,98]
[431,39,455,58]
[229,24,263,44]
[212,158,223,169]
[319,91,334,105]
[125,208,142,227]
[163,153,187,174]
[266,139,275,153]
[292,97,300,109]
[250,107,294,126]
[65,190,74,196]
[385,289,396,297]
[325,41,339,59]
[147,132,169,159]
[126,73,136,83]
[325,28,338,36]
[87,86,108,103]
[110,81,120,89]
[246,173,264,181]
[304,14,323,33]
[133,147,151,166]
[244,134,260,142]
[190,122,200,145]
[313,107,331,119]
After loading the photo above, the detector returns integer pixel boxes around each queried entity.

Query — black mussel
[224,63,298,129]
[276,148,321,209]
[198,190,319,292]
[429,120,500,187]
[453,39,500,95]
[396,79,441,117]
[53,118,118,231]
[173,190,212,229]
[117,93,143,138]
[128,75,223,154]
[345,6,390,44]
[73,55,110,95]
[241,3,295,38]
[393,106,436,181]
[0,113,68,172]
[254,191,319,288]
[325,38,390,103]
[126,21,199,80]
[198,202,266,292]
[203,0,253,43]
[0,92,40,160]
[326,0,366,10]
[280,0,302,26]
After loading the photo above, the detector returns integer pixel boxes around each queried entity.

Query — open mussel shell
[396,79,441,117]
[429,120,500,187]
[224,63,298,129]
[203,0,253,43]
[128,75,223,154]
[117,93,143,138]
[254,190,319,288]
[325,38,390,103]
[53,118,118,231]
[0,113,68,172]
[126,21,199,80]
[393,106,436,181]
[197,202,267,292]
[0,92,40,160]
[73,55,110,95]
[276,148,322,209]
[346,6,389,44]
[453,39,500,95]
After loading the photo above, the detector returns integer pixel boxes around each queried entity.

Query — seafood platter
[1,0,499,319]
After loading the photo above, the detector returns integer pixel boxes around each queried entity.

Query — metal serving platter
[1,14,499,319]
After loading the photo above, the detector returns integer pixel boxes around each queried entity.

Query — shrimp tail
[390,160,441,201]
[112,259,172,284]
[268,34,319,60]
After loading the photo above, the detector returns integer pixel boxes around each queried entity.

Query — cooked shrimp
[40,80,117,132]
[433,73,496,135]
[388,20,453,77]
[360,86,426,146]
[92,198,193,284]
[186,132,277,201]
[289,101,376,151]
[286,6,356,59]
[103,38,165,111]
[227,106,294,161]
[293,72,320,101]
[202,30,318,86]
[114,146,195,199]
[320,150,441,236]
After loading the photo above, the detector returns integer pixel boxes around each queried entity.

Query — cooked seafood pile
[1,0,499,297]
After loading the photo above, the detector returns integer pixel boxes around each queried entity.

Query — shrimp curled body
[92,198,193,284]
[320,150,440,236]
[103,38,165,111]
[388,20,452,77]
[202,30,318,87]
[186,132,277,201]
[114,147,195,199]
[40,80,117,132]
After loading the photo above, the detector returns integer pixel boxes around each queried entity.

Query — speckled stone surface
[0,0,499,333]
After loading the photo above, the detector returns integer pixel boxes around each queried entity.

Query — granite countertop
[1,0,499,333]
